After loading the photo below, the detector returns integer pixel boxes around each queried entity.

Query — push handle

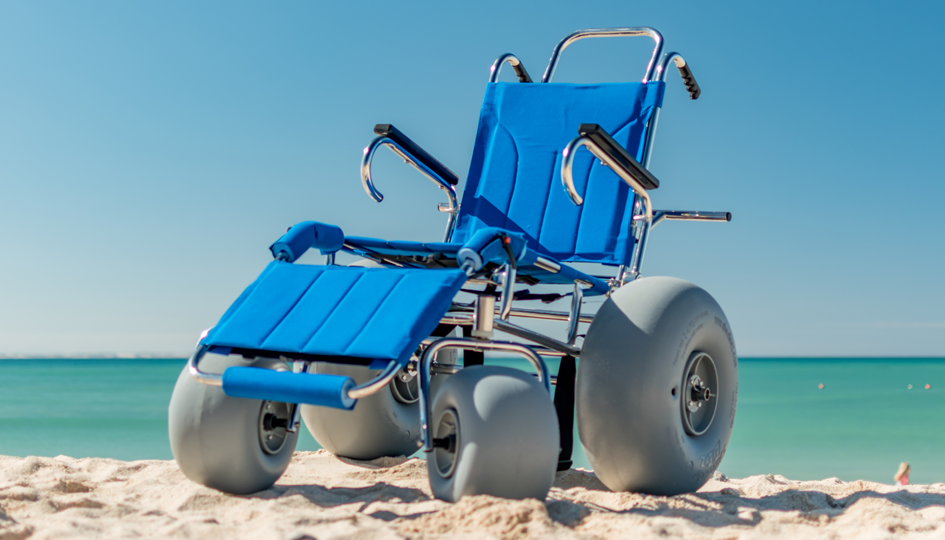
[676,62,701,100]
[373,124,459,186]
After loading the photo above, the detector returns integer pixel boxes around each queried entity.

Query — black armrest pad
[374,124,459,186]
[578,124,659,190]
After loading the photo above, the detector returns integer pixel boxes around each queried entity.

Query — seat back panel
[455,82,664,266]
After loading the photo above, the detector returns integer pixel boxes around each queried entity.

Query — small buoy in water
[818,383,824,389]
[908,384,913,389]
[926,384,932,390]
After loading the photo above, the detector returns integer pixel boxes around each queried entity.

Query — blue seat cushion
[204,262,467,364]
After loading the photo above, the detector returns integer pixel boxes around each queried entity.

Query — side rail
[541,27,664,83]
[361,124,460,242]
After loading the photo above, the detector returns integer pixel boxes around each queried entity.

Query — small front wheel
[168,354,299,494]
[427,366,558,502]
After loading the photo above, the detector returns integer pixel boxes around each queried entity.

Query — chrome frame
[361,135,459,242]
[541,27,663,83]
[187,344,403,401]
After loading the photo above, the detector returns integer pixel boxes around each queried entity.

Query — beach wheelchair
[169,27,738,501]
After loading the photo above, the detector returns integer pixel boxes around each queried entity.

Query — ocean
[0,358,941,485]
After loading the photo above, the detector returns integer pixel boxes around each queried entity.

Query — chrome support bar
[494,319,581,357]
[361,136,459,242]
[567,283,584,345]
[542,27,664,83]
[418,338,550,451]
[562,135,653,221]
[498,263,516,321]
[652,210,732,228]
[188,345,221,386]
[489,53,533,83]
[471,295,495,339]
[446,305,594,324]
[534,256,561,273]
[347,360,401,400]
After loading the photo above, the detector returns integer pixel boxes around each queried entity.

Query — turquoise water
[0,358,942,484]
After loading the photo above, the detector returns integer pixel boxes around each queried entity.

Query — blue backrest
[453,81,665,266]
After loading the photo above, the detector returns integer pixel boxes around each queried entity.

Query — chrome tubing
[541,27,664,83]
[656,52,687,82]
[567,282,584,345]
[187,344,222,386]
[652,210,732,228]
[446,305,595,324]
[489,53,533,83]
[347,360,401,400]
[188,342,400,402]
[494,319,581,357]
[361,136,459,242]
[561,135,654,221]
[418,338,551,451]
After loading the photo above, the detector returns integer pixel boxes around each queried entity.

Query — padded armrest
[374,124,459,186]
[269,221,345,262]
[578,123,660,190]
[457,227,528,274]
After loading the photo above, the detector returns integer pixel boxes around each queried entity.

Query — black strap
[554,355,576,471]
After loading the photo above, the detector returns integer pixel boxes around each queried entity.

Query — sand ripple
[0,451,943,539]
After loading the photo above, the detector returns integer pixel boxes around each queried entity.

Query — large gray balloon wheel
[168,354,299,495]
[427,365,559,502]
[577,276,738,495]
[300,362,422,459]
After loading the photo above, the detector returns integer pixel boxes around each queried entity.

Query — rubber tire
[577,276,737,495]
[427,366,559,502]
[169,355,299,495]
[300,363,422,459]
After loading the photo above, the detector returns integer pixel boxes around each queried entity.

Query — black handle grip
[511,63,532,83]
[677,63,701,100]
[373,124,459,186]
[578,123,660,190]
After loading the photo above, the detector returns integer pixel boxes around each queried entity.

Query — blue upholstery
[270,221,344,262]
[222,367,356,410]
[454,82,665,266]
[204,262,467,364]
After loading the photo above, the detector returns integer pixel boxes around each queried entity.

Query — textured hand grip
[677,63,701,100]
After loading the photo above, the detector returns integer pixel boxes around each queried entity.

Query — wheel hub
[258,401,292,455]
[432,409,460,478]
[681,352,718,436]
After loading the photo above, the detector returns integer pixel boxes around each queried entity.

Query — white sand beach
[1,450,943,539]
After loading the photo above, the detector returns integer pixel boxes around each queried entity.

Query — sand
[1,451,943,539]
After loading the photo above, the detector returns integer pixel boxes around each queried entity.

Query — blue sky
[0,1,942,357]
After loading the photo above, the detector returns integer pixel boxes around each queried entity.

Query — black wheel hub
[681,352,718,436]
[432,409,460,478]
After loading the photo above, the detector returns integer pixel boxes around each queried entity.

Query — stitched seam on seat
[496,123,519,233]
[341,272,409,357]
[300,271,366,352]
[536,149,561,254]
[258,268,325,349]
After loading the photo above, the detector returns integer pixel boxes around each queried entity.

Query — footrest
[222,367,356,410]
[204,262,468,364]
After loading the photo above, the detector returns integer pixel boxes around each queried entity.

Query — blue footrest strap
[202,262,467,409]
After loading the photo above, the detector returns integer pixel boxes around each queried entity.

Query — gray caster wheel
[427,366,559,502]
[577,276,738,495]
[169,354,299,494]
[300,362,422,459]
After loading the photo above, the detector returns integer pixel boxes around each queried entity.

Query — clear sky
[0,1,942,357]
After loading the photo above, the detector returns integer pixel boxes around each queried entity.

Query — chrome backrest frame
[540,27,664,84]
